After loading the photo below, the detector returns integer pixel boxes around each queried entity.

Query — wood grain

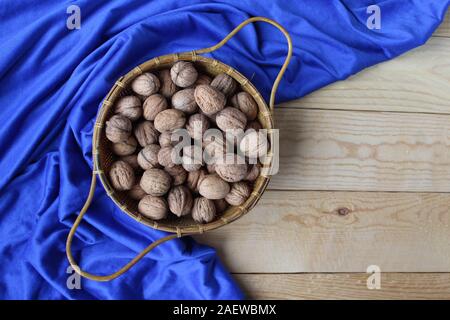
[197,191,450,273]
[435,10,450,37]
[269,108,450,192]
[278,37,450,114]
[235,273,450,300]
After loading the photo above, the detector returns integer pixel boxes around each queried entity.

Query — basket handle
[193,16,293,113]
[66,172,180,281]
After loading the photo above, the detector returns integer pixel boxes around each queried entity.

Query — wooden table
[196,11,450,299]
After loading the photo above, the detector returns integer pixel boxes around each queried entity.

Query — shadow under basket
[66,16,292,281]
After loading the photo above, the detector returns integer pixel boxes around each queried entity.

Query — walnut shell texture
[168,185,193,217]
[158,69,178,98]
[140,168,171,196]
[120,154,140,171]
[211,73,237,96]
[216,107,247,131]
[192,74,212,86]
[105,115,132,143]
[109,160,135,191]
[115,95,142,121]
[231,92,258,121]
[138,195,168,220]
[194,85,226,116]
[131,72,160,96]
[137,144,161,170]
[158,146,176,168]
[245,164,260,181]
[129,183,147,200]
[143,94,168,121]
[214,198,229,213]
[134,121,159,147]
[186,113,210,139]
[164,165,187,186]
[246,120,262,131]
[112,135,137,156]
[192,197,216,223]
[225,181,251,206]
[154,109,186,132]
[171,88,198,114]
[186,168,207,193]
[198,175,230,200]
[215,161,248,183]
[240,131,268,159]
[171,61,198,88]
[182,145,203,172]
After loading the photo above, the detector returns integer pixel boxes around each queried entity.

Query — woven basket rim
[93,52,273,235]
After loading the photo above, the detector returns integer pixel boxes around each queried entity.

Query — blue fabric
[0,0,448,300]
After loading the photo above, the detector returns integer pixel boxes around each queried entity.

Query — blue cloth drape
[0,0,448,299]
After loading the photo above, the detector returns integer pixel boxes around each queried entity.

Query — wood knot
[337,207,350,216]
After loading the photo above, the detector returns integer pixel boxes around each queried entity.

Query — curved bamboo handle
[66,173,179,282]
[194,16,293,113]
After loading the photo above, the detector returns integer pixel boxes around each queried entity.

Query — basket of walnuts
[66,17,292,281]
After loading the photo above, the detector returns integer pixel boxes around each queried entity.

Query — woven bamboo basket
[66,16,292,281]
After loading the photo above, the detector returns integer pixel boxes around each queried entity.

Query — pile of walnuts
[104,61,266,224]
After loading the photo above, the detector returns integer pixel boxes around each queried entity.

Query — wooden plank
[435,10,450,37]
[235,273,450,300]
[197,191,450,272]
[269,108,450,192]
[279,37,450,114]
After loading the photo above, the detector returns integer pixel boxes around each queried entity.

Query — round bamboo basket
[66,16,292,281]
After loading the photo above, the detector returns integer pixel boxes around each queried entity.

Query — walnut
[214,198,229,213]
[198,175,230,200]
[215,159,248,183]
[211,73,237,96]
[131,72,160,96]
[225,181,251,206]
[206,163,216,174]
[186,113,210,139]
[158,69,178,98]
[112,135,137,156]
[167,185,193,217]
[203,133,226,160]
[120,154,140,171]
[143,94,168,120]
[137,144,160,170]
[245,164,260,181]
[138,195,168,220]
[164,165,187,186]
[186,168,207,193]
[170,61,198,88]
[246,120,262,131]
[230,92,258,121]
[239,130,268,159]
[129,183,147,200]
[158,146,176,168]
[105,115,132,143]
[182,145,203,172]
[194,85,226,116]
[192,74,212,86]
[192,197,216,223]
[134,121,159,147]
[109,160,135,191]
[140,168,171,196]
[171,88,198,114]
[154,109,186,132]
[115,95,142,121]
[159,131,174,147]
[216,107,247,132]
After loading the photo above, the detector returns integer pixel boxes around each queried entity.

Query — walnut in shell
[129,183,147,200]
[186,113,210,139]
[154,109,186,132]
[245,164,260,181]
[239,130,268,159]
[171,88,198,114]
[170,61,198,88]
[120,154,140,171]
[109,160,135,191]
[214,198,229,213]
[192,74,212,86]
[198,175,230,200]
[105,115,132,143]
[112,135,137,156]
[143,94,168,121]
[158,69,178,98]
[131,72,160,96]
[134,121,159,147]
[194,85,226,116]
[164,165,187,186]
[192,197,216,223]
[115,96,142,121]
[167,185,193,217]
[216,107,247,131]
[225,181,251,206]
[186,168,207,193]
[158,146,176,168]
[159,131,175,147]
[211,73,237,96]
[246,120,262,131]
[140,168,171,196]
[138,195,168,220]
[215,160,248,183]
[137,144,161,170]
[182,145,203,172]
[230,92,258,121]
